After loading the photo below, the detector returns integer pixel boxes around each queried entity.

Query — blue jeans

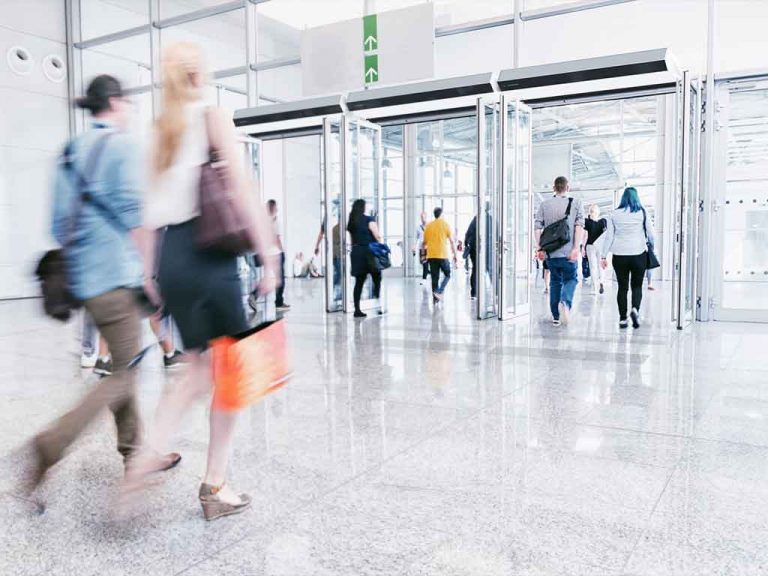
[547,257,578,319]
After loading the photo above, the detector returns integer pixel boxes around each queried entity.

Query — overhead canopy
[233,94,344,128]
[498,48,677,91]
[346,73,494,111]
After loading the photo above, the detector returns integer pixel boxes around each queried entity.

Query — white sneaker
[558,302,570,326]
[630,307,641,329]
[80,352,97,369]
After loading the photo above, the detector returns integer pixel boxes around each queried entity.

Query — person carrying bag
[25,75,181,498]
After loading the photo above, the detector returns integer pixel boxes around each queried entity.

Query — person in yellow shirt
[422,207,458,305]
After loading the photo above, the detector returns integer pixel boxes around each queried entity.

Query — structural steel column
[64,0,85,136]
[245,0,259,107]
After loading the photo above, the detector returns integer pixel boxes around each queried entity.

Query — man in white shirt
[268,199,290,312]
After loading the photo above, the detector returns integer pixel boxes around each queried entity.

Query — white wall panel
[0,205,12,266]
[0,88,68,151]
[0,0,66,42]
[716,0,768,73]
[283,136,322,263]
[435,25,513,78]
[519,0,708,74]
[0,1,68,301]
[0,28,68,98]
[0,265,23,299]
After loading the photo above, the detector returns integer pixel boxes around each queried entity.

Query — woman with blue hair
[601,187,655,329]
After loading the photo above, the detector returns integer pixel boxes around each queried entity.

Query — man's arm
[569,200,585,261]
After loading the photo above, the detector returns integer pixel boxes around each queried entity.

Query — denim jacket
[51,122,143,301]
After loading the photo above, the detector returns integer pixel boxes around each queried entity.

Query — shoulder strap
[202,106,221,161]
[64,132,113,247]
[641,208,649,240]
[565,197,573,217]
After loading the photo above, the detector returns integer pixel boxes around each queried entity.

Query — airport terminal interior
[1,1,768,575]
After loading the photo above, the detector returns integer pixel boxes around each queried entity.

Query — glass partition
[713,78,768,321]
[323,118,344,313]
[477,98,501,320]
[672,72,701,329]
[343,119,383,313]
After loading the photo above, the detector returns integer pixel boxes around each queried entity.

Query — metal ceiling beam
[250,57,301,71]
[521,0,636,21]
[74,24,150,49]
[435,14,514,37]
[153,0,244,29]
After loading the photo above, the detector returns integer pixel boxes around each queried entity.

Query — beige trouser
[36,288,141,467]
[586,244,603,290]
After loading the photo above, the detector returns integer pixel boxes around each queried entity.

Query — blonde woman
[126,42,280,520]
[584,204,607,295]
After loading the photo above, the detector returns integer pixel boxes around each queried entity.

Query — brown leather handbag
[196,108,255,254]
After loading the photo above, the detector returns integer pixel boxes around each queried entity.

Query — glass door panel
[516,103,533,313]
[322,117,344,313]
[344,118,383,313]
[713,78,768,322]
[477,98,501,320]
[499,97,533,320]
[672,71,701,329]
[500,97,516,319]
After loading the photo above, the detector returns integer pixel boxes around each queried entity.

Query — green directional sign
[363,14,378,52]
[364,53,379,84]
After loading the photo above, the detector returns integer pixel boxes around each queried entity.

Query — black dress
[349,215,375,277]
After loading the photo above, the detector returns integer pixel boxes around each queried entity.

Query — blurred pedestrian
[584,204,607,295]
[24,75,180,495]
[127,42,280,520]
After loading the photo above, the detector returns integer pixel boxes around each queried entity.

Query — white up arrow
[365,67,378,83]
[364,35,377,51]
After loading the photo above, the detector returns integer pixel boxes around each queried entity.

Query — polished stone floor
[1,271,767,576]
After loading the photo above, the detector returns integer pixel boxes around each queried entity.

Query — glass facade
[720,81,768,313]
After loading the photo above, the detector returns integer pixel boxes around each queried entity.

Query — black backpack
[35,134,112,321]
[539,198,573,254]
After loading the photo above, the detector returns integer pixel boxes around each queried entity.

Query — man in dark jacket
[464,216,477,300]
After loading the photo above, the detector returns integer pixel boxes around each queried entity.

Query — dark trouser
[36,288,141,467]
[468,250,477,297]
[547,257,578,319]
[275,252,286,306]
[353,270,382,312]
[422,261,429,280]
[429,258,452,294]
[612,253,647,320]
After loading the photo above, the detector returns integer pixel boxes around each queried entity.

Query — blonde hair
[589,204,601,219]
[153,42,206,175]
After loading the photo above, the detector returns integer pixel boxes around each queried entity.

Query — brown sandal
[199,483,251,521]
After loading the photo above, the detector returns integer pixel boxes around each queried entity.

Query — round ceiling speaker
[7,46,34,76]
[43,54,66,83]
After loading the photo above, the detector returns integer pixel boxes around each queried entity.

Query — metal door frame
[322,116,345,313]
[499,95,533,320]
[673,71,701,330]
[342,116,384,314]
[476,97,501,320]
